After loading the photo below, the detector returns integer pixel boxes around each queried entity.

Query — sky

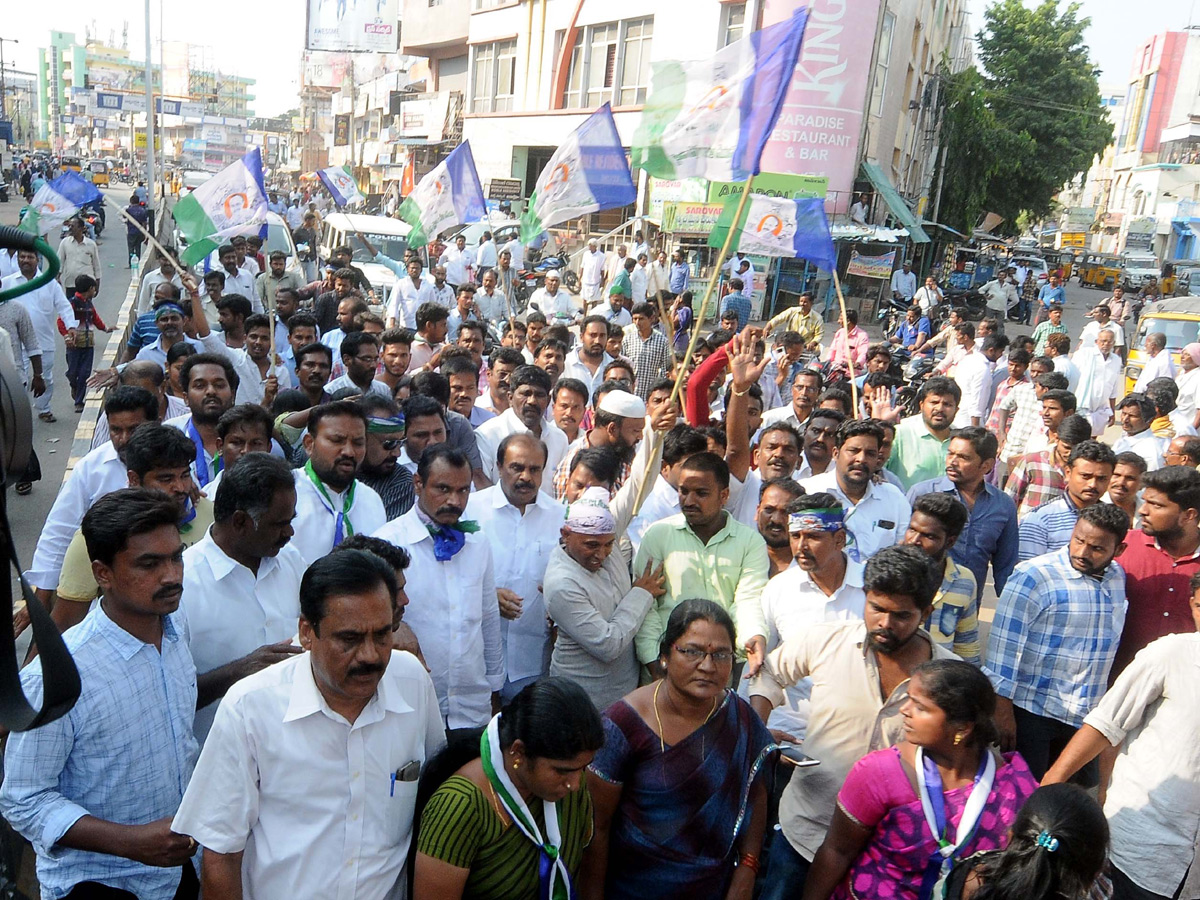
[2,0,1198,118]
[965,0,1198,87]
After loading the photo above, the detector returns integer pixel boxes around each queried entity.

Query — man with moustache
[467,434,563,699]
[294,343,334,408]
[0,491,201,900]
[552,388,646,499]
[290,402,387,565]
[478,347,524,417]
[729,422,805,527]
[749,545,951,897]
[178,454,308,743]
[761,368,823,432]
[886,376,961,491]
[1019,440,1117,561]
[756,477,806,577]
[172,550,443,900]
[475,365,568,483]
[373,445,503,735]
[165,354,238,491]
[357,396,414,520]
[755,494,866,744]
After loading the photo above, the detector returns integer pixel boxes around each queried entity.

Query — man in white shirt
[630,253,650,304]
[980,271,1018,324]
[1077,304,1125,353]
[57,217,101,292]
[1133,331,1176,393]
[750,493,864,740]
[722,251,755,281]
[136,256,184,314]
[173,549,444,900]
[631,230,650,261]
[25,386,157,601]
[500,237,525,271]
[604,244,629,287]
[849,193,869,225]
[561,316,614,398]
[373,445,504,732]
[1075,330,1123,435]
[476,231,498,279]
[325,332,392,399]
[800,419,910,564]
[467,433,562,699]
[647,249,670,301]
[912,275,943,317]
[1113,393,1168,471]
[291,402,388,565]
[385,257,433,329]
[475,268,510,325]
[200,244,260,311]
[889,261,917,301]
[439,234,475,289]
[528,271,575,321]
[475,365,568,484]
[950,324,992,427]
[581,238,607,305]
[180,454,308,743]
[2,248,77,419]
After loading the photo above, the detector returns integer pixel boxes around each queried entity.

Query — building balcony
[401,0,469,56]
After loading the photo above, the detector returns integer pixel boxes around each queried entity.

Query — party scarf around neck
[304,460,356,545]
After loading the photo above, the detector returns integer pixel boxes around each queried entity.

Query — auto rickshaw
[1077,252,1121,289]
[87,159,109,188]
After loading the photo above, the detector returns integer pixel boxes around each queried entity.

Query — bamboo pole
[831,270,859,417]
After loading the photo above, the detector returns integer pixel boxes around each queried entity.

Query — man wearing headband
[802,419,910,563]
[357,395,414,520]
[755,492,865,742]
[467,433,564,699]
[133,297,202,369]
[545,485,666,709]
[552,387,646,499]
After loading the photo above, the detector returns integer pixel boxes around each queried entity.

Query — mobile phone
[777,743,820,767]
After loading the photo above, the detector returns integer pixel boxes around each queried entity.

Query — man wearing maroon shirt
[1112,466,1200,679]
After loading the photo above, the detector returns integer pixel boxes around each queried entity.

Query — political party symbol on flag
[18,170,104,236]
[632,10,809,183]
[398,142,486,248]
[174,148,270,266]
[520,103,637,243]
[19,184,78,236]
[317,165,365,207]
[709,195,836,272]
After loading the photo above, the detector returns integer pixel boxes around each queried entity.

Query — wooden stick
[103,196,187,276]
[832,270,859,417]
[629,174,757,516]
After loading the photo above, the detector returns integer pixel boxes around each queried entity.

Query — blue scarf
[187,419,222,488]
[426,519,480,562]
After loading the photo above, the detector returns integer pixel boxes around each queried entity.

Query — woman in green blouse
[414,678,605,900]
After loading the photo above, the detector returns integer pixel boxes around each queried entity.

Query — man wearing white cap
[466,433,563,700]
[552,388,647,500]
[544,486,666,709]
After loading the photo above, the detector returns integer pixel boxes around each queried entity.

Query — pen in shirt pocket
[390,759,421,796]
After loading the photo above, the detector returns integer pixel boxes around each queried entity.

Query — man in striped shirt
[1018,440,1117,561]
[1005,414,1091,520]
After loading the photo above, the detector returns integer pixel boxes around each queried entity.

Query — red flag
[400,156,415,198]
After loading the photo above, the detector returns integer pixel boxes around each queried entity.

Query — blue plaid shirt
[720,291,752,332]
[1018,494,1080,561]
[0,605,198,900]
[984,546,1127,726]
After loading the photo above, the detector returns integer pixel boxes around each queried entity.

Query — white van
[320,213,412,300]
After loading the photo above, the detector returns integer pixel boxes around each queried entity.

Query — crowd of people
[0,227,1196,900]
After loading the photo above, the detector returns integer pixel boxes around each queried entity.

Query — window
[562,17,654,109]
[722,3,747,47]
[869,11,895,117]
[619,18,653,105]
[470,39,516,113]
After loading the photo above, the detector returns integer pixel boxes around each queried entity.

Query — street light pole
[143,0,157,216]
[0,37,19,121]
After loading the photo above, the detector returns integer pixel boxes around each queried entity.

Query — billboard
[760,0,881,215]
[334,114,351,147]
[306,0,399,53]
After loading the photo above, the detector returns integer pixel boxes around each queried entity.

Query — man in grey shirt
[544,486,664,709]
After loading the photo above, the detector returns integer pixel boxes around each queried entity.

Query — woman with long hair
[581,598,774,900]
[412,678,605,899]
[802,659,1039,900]
[947,783,1110,900]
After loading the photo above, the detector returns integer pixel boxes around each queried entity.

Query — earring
[953,733,964,746]
[513,759,520,769]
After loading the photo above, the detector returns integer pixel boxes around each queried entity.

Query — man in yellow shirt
[765,291,823,352]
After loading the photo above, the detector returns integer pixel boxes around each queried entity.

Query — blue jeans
[758,829,812,900]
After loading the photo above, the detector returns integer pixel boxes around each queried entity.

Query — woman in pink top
[828,309,870,370]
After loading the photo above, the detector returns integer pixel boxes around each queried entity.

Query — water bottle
[130,253,139,271]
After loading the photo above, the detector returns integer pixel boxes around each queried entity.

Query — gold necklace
[652,680,720,754]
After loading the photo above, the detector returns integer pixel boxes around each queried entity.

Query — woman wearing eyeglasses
[580,599,775,900]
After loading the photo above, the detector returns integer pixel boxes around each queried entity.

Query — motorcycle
[521,251,580,293]
[893,352,937,418]
[943,286,986,320]
[877,292,913,338]
[0,179,8,203]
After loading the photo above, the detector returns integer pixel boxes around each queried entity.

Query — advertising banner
[760,0,881,214]
[707,172,829,203]
[647,177,708,223]
[306,0,399,52]
[662,202,725,234]
[334,114,351,147]
[846,249,897,279]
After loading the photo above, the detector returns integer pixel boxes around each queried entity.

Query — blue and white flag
[174,148,269,266]
[317,164,365,207]
[398,142,487,247]
[520,104,637,243]
[709,196,836,271]
[48,171,103,208]
[632,11,809,182]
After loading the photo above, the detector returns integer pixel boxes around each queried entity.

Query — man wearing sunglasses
[357,395,414,520]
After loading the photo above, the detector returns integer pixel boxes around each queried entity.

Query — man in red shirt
[1113,465,1200,679]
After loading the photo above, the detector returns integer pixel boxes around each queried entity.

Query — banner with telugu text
[846,249,896,279]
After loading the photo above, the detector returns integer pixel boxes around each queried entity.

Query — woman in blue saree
[581,599,775,900]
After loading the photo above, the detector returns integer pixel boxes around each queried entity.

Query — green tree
[975,0,1112,222]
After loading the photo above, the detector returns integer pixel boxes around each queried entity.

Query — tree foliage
[933,0,1112,231]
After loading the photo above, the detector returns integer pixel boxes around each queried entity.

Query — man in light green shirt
[633,451,769,673]
[884,376,961,491]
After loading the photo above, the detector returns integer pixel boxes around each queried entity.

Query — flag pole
[832,270,859,416]
[629,173,757,517]
[103,196,186,276]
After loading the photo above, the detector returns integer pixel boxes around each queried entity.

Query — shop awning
[922,220,968,241]
[1172,220,1200,239]
[860,161,931,244]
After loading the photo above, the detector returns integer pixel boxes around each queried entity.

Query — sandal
[38,412,57,423]
[15,482,31,495]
